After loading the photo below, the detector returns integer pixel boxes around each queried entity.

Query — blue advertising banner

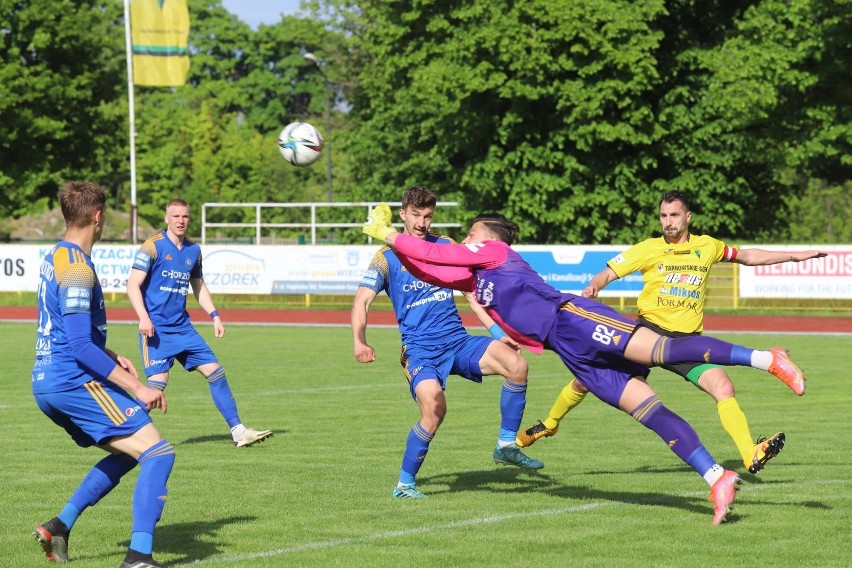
[516,246,643,296]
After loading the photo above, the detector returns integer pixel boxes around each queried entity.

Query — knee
[419,395,447,430]
[699,372,735,401]
[421,408,445,432]
[504,353,528,384]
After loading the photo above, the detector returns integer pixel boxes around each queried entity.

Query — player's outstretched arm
[735,248,827,266]
[583,266,619,298]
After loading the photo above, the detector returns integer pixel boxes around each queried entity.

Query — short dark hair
[472,213,519,245]
[401,186,437,210]
[660,190,690,211]
[166,198,189,212]
[58,181,106,228]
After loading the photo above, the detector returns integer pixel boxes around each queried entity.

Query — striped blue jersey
[32,242,108,393]
[132,230,203,329]
[358,233,467,345]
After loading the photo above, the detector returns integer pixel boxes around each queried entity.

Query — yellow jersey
[607,234,737,333]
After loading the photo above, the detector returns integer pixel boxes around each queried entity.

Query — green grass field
[1,322,850,567]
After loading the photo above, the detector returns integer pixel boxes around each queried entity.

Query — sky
[219,0,303,29]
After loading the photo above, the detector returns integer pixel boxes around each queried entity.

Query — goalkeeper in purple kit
[353,186,542,499]
[363,203,807,525]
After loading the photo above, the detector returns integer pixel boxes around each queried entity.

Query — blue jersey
[32,242,108,394]
[132,230,203,330]
[358,234,467,346]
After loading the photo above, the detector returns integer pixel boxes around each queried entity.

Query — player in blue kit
[352,187,542,499]
[126,199,271,448]
[32,181,174,568]
[364,205,808,525]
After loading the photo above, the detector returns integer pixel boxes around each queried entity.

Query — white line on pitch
[176,478,850,566]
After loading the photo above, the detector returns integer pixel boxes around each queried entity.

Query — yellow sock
[543,380,587,430]
[716,397,754,467]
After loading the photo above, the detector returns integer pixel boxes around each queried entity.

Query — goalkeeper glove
[363,202,397,241]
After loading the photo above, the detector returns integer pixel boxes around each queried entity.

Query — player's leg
[617,376,741,525]
[37,452,138,551]
[32,385,156,562]
[182,327,272,447]
[516,378,588,447]
[562,297,805,394]
[464,337,543,470]
[637,316,786,474]
[139,332,173,392]
[693,367,785,473]
[108,423,175,567]
[623,326,805,395]
[393,376,444,498]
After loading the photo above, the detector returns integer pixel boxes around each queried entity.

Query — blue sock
[129,532,154,556]
[57,504,80,531]
[399,423,433,485]
[685,446,718,477]
[499,380,527,443]
[131,440,176,555]
[205,366,241,428]
[62,453,137,530]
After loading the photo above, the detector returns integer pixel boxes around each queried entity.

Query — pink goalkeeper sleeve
[393,234,509,291]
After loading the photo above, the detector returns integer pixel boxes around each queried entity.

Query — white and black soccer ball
[277,122,323,166]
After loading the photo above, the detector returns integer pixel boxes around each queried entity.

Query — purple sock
[631,395,705,466]
[652,336,754,367]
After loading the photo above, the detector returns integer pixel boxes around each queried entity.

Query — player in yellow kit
[518,190,825,474]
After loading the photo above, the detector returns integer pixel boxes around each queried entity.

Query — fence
[201,201,462,245]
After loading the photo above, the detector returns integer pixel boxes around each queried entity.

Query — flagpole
[123,0,138,245]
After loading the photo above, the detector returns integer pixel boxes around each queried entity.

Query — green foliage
[131,1,351,230]
[0,0,848,244]
[0,0,127,216]
[332,0,849,243]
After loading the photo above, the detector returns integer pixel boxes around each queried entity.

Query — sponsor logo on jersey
[656,297,701,312]
[663,273,703,285]
[402,279,435,293]
[125,405,143,417]
[659,285,700,299]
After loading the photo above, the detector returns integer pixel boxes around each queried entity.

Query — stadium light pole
[303,52,333,203]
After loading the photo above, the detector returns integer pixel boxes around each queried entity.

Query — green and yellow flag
[131,0,190,87]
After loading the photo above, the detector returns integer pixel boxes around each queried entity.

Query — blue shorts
[547,298,650,407]
[34,380,152,447]
[401,334,493,399]
[140,327,218,377]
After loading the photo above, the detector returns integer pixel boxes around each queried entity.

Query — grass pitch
[1,322,850,567]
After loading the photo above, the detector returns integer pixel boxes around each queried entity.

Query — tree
[131,1,351,233]
[0,0,127,218]
[323,0,850,243]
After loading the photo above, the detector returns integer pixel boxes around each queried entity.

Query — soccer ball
[278,122,323,166]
